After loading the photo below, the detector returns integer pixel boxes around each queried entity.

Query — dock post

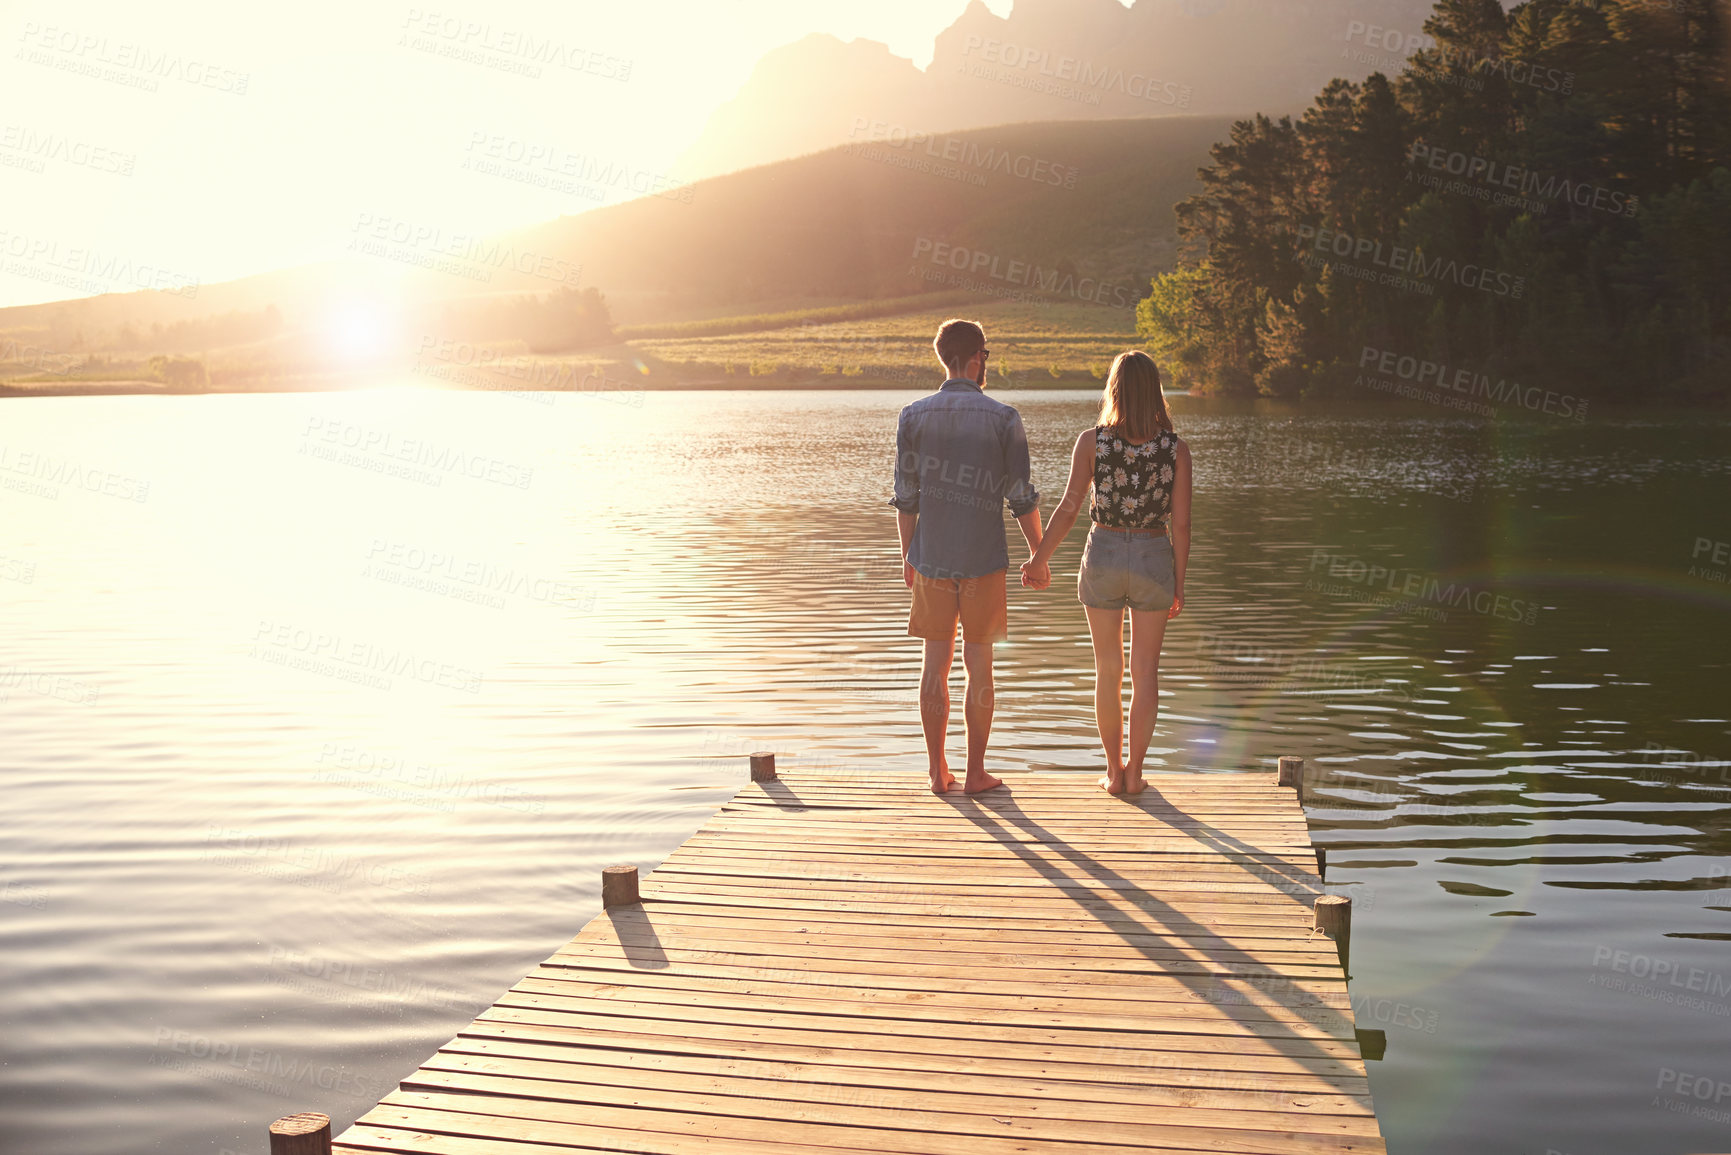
[750,751,777,782]
[1317,846,1327,878]
[1314,894,1352,976]
[1276,755,1305,802]
[601,864,640,909]
[268,1112,331,1155]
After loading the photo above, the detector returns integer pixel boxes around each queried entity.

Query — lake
[1,386,1728,1155]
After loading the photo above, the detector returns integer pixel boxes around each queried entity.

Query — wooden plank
[496,981,1355,1049]
[519,967,1358,1044]
[398,1066,1383,1147]
[422,1038,1376,1117]
[636,890,1323,929]
[646,869,1320,900]
[576,916,1343,968]
[365,1090,1388,1155]
[633,898,1324,938]
[584,907,1344,960]
[546,938,1344,984]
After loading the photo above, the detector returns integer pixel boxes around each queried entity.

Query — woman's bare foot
[1122,772,1147,796]
[929,767,957,794]
[963,770,1003,794]
[1100,769,1127,795]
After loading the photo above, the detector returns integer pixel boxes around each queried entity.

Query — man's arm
[897,511,918,588]
[1004,410,1041,565]
[1015,508,1043,560]
[889,410,921,587]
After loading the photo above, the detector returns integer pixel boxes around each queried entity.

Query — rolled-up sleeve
[888,408,920,514]
[1002,410,1039,518]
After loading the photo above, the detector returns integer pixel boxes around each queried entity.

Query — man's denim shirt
[889,378,1040,581]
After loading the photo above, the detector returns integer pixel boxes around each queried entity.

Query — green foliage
[1163,0,1731,400]
[146,355,207,389]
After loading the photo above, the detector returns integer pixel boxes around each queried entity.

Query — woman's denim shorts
[1077,525,1175,613]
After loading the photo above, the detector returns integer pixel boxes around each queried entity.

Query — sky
[0,0,1019,309]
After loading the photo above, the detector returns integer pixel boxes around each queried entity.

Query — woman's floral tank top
[1091,425,1178,530]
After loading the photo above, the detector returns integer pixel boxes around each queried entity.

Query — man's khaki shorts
[909,568,1008,644]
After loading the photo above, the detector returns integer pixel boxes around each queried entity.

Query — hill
[677,0,1438,179]
[502,115,1235,322]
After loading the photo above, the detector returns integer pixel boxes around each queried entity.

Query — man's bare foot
[963,771,1003,794]
[1100,771,1126,795]
[929,768,957,794]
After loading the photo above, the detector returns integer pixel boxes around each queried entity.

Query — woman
[1022,351,1191,795]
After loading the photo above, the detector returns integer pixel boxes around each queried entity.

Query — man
[890,319,1043,795]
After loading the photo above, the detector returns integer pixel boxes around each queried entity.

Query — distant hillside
[679,0,1436,179]
[504,115,1235,321]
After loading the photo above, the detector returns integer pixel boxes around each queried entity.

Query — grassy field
[630,298,1143,388]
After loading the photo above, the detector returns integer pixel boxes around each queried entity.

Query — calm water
[2,387,1728,1155]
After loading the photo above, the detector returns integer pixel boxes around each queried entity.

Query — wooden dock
[276,759,1383,1155]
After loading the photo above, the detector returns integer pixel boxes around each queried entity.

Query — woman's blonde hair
[1097,351,1173,440]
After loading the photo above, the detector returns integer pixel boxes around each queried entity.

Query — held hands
[1168,589,1184,620]
[1020,556,1051,590]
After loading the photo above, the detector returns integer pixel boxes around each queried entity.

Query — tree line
[1138,0,1731,402]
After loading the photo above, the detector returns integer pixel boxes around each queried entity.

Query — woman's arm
[1030,430,1094,572]
[1168,438,1192,619]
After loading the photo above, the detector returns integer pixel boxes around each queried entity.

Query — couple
[890,318,1191,797]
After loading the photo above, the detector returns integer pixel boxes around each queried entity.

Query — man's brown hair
[933,319,986,377]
